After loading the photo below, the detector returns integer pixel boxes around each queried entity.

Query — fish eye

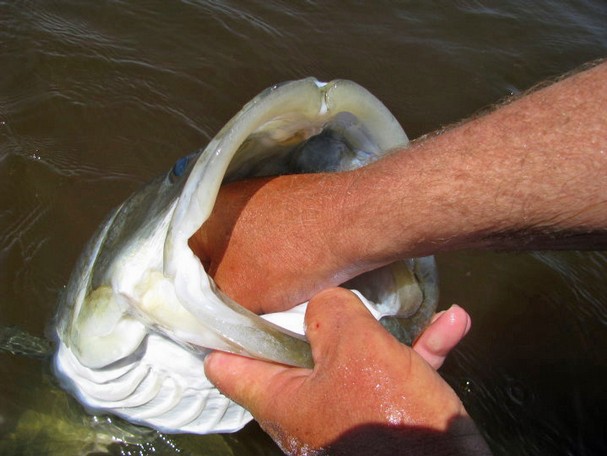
[170,153,196,182]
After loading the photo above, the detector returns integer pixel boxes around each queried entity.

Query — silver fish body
[52,78,439,434]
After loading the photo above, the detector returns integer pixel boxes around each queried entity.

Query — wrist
[333,149,461,270]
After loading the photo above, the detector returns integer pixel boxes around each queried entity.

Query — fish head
[53,78,438,434]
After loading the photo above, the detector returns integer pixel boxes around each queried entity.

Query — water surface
[1,1,606,454]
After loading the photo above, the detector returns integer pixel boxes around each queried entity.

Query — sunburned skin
[191,61,607,316]
[205,289,492,456]
[199,61,606,454]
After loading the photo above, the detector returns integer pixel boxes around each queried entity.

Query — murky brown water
[1,1,606,454]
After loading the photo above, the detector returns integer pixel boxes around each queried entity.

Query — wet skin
[204,288,490,455]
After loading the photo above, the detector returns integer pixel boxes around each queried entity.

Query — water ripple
[532,251,607,326]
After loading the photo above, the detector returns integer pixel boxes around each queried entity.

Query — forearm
[336,61,607,270]
[191,61,606,313]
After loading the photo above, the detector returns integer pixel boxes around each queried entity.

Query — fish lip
[166,77,409,264]
[60,77,430,369]
[161,77,435,365]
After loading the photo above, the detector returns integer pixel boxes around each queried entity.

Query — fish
[52,78,439,435]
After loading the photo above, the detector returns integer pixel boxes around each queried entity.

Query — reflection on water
[1,1,606,455]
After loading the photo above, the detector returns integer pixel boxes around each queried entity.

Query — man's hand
[189,173,367,314]
[204,288,490,455]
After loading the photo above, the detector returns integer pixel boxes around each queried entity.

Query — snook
[52,79,438,434]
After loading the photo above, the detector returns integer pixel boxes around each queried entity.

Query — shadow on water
[439,251,607,455]
[1,0,606,454]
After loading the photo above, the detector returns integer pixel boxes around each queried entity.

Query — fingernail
[430,310,446,324]
[449,304,471,334]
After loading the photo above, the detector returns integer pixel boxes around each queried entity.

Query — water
[1,1,606,454]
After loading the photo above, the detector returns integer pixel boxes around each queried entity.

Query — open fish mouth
[52,78,438,434]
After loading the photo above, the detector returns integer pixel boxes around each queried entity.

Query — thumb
[204,349,300,415]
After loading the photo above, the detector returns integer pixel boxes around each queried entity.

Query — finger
[204,350,306,415]
[412,304,471,369]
